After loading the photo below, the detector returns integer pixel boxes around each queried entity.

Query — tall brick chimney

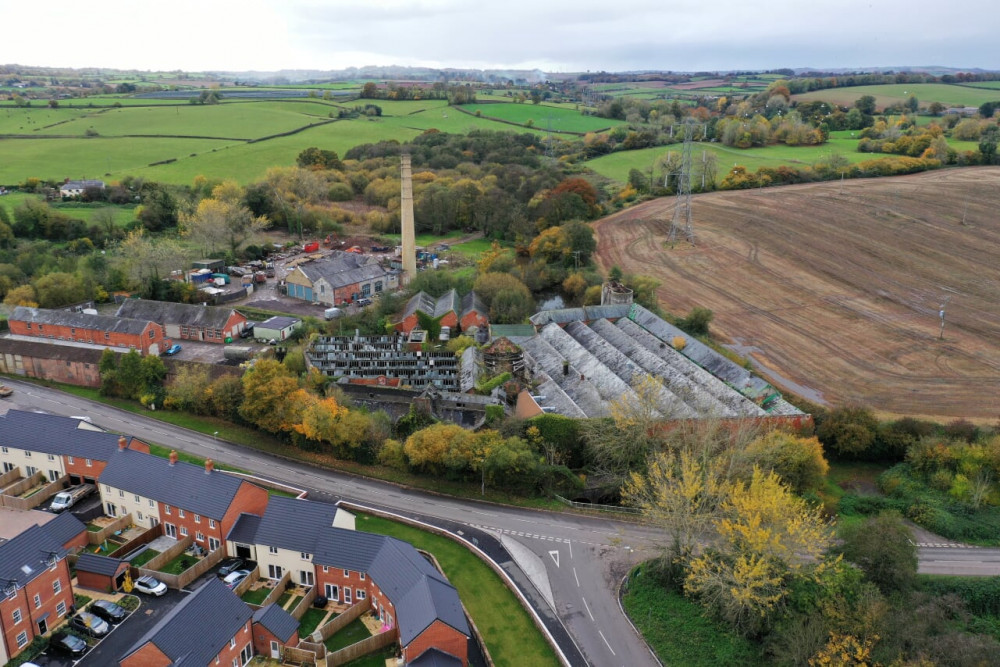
[205,459,214,474]
[400,154,416,285]
[168,450,178,466]
[118,435,127,451]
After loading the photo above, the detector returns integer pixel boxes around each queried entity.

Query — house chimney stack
[168,450,178,466]
[400,154,416,285]
[205,459,214,474]
[118,435,127,451]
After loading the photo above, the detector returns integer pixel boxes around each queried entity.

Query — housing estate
[97,448,269,552]
[0,523,75,663]
[285,251,397,306]
[115,299,249,344]
[9,306,169,356]
[0,409,150,484]
[226,496,470,665]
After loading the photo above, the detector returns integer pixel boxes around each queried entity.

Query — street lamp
[213,431,218,442]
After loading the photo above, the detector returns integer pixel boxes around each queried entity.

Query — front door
[344,587,352,604]
[270,641,279,659]
[37,618,47,635]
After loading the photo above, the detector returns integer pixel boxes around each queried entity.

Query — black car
[218,557,245,577]
[89,599,127,624]
[49,631,87,657]
[239,323,255,339]
[68,611,110,637]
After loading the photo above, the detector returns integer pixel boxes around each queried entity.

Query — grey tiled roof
[226,513,261,544]
[12,306,154,336]
[121,578,252,666]
[302,261,389,290]
[459,291,486,320]
[116,299,241,329]
[0,409,140,461]
[408,647,464,667]
[0,524,66,591]
[252,496,338,554]
[403,291,436,320]
[75,553,125,576]
[40,511,86,548]
[99,449,247,520]
[252,603,299,642]
[433,290,460,318]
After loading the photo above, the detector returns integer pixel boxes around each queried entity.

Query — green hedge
[919,576,1000,616]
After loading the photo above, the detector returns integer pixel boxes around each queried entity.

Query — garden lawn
[623,564,763,666]
[323,618,371,652]
[157,553,197,575]
[297,607,330,638]
[241,586,270,605]
[130,548,160,568]
[358,514,559,667]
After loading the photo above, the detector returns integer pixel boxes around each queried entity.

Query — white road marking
[582,596,594,621]
[549,550,560,567]
[573,567,580,587]
[598,630,615,655]
[569,540,573,560]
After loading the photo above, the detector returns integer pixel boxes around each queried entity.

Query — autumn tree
[114,229,189,283]
[34,272,89,308]
[472,272,534,324]
[239,359,301,434]
[165,365,212,413]
[181,181,270,255]
[3,284,38,307]
[741,431,829,495]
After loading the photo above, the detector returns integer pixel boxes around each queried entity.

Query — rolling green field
[958,81,1000,90]
[459,102,625,133]
[0,107,96,133]
[0,192,136,225]
[793,83,1000,110]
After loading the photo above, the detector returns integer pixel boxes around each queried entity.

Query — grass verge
[622,563,763,666]
[358,513,560,667]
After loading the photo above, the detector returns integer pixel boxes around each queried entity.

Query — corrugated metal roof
[0,409,140,461]
[403,292,437,320]
[0,524,66,591]
[12,306,154,336]
[75,553,125,576]
[121,578,252,665]
[98,449,246,520]
[252,603,299,642]
[258,316,300,331]
[116,299,240,329]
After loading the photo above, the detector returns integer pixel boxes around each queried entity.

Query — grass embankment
[358,513,560,667]
[23,378,562,511]
[622,562,762,666]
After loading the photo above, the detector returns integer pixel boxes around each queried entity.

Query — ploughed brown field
[593,167,1000,421]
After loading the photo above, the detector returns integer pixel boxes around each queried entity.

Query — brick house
[115,299,249,344]
[250,603,299,660]
[285,251,397,306]
[119,578,254,667]
[0,409,150,485]
[226,497,470,665]
[9,306,168,356]
[0,524,75,664]
[397,290,461,334]
[98,449,269,553]
[0,338,105,387]
[459,292,488,332]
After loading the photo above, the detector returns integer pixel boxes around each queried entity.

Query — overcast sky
[4,0,998,74]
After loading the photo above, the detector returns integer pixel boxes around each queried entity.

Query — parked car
[357,297,373,307]
[163,344,182,356]
[69,611,110,638]
[239,323,255,338]
[48,631,87,657]
[49,483,96,512]
[133,575,167,596]
[0,384,13,398]
[89,599,127,624]
[223,569,251,589]
[217,558,245,578]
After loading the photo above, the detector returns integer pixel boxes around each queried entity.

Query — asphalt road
[8,379,1000,666]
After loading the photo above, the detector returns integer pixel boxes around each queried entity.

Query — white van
[50,484,95,512]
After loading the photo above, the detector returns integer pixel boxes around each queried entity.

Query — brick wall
[252,622,298,659]
[7,320,166,356]
[0,353,102,387]
[120,640,172,667]
[0,560,74,662]
[402,620,469,666]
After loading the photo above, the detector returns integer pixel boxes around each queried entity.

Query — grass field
[793,83,1000,110]
[0,191,137,225]
[358,513,559,667]
[459,102,624,133]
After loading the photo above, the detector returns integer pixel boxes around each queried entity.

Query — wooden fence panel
[177,546,226,589]
[0,467,21,488]
[87,514,134,545]
[143,535,192,571]
[232,565,260,598]
[290,583,318,620]
[257,570,290,609]
[325,628,398,666]
[282,646,317,665]
[315,601,369,642]
[107,522,162,559]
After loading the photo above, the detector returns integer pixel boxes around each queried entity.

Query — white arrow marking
[548,550,560,567]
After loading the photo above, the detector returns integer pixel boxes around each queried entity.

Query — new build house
[97,449,269,552]
[9,306,168,356]
[115,299,249,344]
[226,496,470,665]
[0,409,150,484]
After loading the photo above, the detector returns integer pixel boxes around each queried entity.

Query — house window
[357,590,366,600]
[230,637,236,649]
[105,484,111,492]
[209,537,220,551]
[194,514,201,523]
[209,518,216,528]
[134,494,140,502]
[33,594,41,608]
[23,450,31,457]
[105,331,110,340]
[56,601,66,616]
[67,455,73,463]
[300,570,314,586]
[240,643,252,664]
[180,526,188,536]
[47,454,55,461]
[344,569,350,578]
[16,630,28,649]
[360,572,366,581]
[269,546,278,554]
[71,328,76,335]
[268,565,283,579]
[25,322,31,330]
[1,446,7,453]
[149,329,155,339]
[300,552,311,561]
[86,458,92,467]
[149,499,155,508]
[37,324,43,332]
[178,509,185,518]
[119,489,124,497]
[165,505,171,515]
[137,512,143,521]
[12,608,22,624]
[53,579,62,594]
[325,584,338,601]
[374,281,383,293]
[322,566,329,573]
[197,532,205,542]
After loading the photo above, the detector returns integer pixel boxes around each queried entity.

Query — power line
[668,121,700,244]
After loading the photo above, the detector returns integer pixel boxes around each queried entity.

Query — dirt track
[593,167,1000,421]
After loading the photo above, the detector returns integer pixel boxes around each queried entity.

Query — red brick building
[75,554,130,593]
[0,524,75,664]
[250,603,300,660]
[397,290,461,334]
[459,291,488,332]
[115,299,249,344]
[9,306,168,356]
[119,579,255,667]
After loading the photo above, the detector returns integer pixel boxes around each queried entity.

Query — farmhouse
[285,251,397,306]
[97,448,269,552]
[226,496,470,665]
[0,524,75,664]
[0,409,150,485]
[59,179,104,198]
[8,306,168,356]
[115,298,248,344]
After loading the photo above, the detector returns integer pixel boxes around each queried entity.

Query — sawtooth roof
[121,578,252,666]
[115,299,241,329]
[99,449,247,520]
[12,306,154,336]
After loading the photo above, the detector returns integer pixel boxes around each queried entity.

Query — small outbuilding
[255,316,301,343]
[75,553,130,592]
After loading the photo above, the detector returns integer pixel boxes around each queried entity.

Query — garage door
[304,287,313,301]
